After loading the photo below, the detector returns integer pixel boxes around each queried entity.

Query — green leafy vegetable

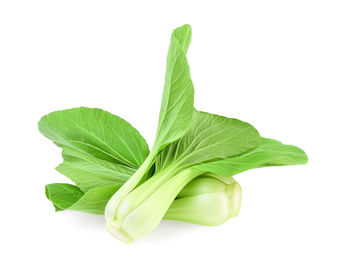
[39,24,308,244]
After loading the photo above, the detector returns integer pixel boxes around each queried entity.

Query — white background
[1,1,349,273]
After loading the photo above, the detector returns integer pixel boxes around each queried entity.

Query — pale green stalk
[115,165,179,222]
[176,175,236,198]
[104,153,154,222]
[106,168,203,243]
[164,176,242,225]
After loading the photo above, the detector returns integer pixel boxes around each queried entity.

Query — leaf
[45,184,120,215]
[38,107,149,168]
[56,147,135,192]
[69,185,120,214]
[153,24,194,153]
[45,183,84,211]
[196,138,308,176]
[156,110,261,171]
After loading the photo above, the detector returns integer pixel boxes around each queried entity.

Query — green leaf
[45,183,120,215]
[45,183,84,211]
[196,138,308,176]
[153,24,194,153]
[56,148,135,192]
[38,107,149,168]
[156,110,261,171]
[69,185,120,214]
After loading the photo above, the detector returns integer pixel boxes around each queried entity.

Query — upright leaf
[153,24,194,153]
[104,24,196,221]
[196,138,308,176]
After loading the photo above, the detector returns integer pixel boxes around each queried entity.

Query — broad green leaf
[45,183,120,215]
[56,148,135,192]
[153,24,194,153]
[45,183,84,211]
[38,107,149,168]
[156,110,261,171]
[196,138,308,176]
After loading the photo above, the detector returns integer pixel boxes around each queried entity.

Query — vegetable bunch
[39,25,307,243]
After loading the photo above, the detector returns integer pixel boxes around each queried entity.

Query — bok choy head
[38,24,308,244]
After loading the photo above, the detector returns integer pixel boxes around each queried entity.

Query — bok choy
[39,24,307,243]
